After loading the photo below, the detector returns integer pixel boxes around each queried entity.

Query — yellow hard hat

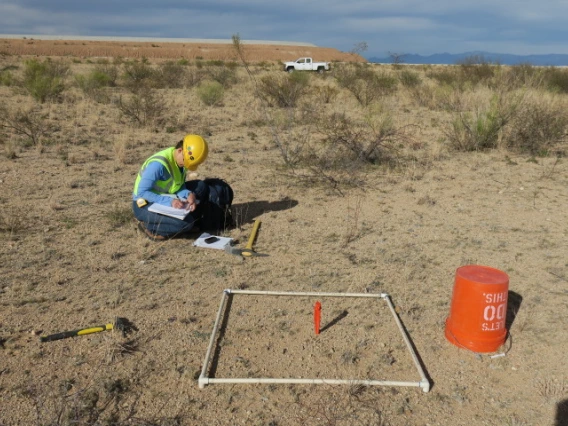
[182,134,208,171]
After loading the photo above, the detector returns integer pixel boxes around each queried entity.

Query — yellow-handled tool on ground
[40,317,127,342]
[225,219,267,258]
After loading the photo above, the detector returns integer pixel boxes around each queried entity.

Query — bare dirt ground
[0,40,567,425]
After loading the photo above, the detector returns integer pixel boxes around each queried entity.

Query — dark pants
[133,180,209,238]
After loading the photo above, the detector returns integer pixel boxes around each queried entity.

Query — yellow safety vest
[133,147,185,196]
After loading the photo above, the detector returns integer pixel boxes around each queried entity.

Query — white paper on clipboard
[193,233,233,250]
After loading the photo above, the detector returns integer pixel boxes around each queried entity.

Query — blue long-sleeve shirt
[132,161,191,206]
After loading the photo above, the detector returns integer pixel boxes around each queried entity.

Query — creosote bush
[154,61,187,89]
[258,72,310,108]
[0,68,16,86]
[121,58,155,92]
[196,80,225,106]
[204,66,238,88]
[457,55,499,86]
[543,67,568,94]
[22,58,69,103]
[317,111,400,165]
[116,88,167,127]
[334,64,398,106]
[75,69,113,103]
[315,85,339,104]
[0,103,51,146]
[426,68,460,87]
[398,70,422,88]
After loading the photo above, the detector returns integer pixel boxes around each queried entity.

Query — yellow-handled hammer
[40,317,127,342]
[225,219,267,258]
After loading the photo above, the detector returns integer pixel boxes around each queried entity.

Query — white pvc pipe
[199,377,424,388]
[198,289,431,392]
[384,295,431,392]
[226,289,389,299]
[198,290,230,388]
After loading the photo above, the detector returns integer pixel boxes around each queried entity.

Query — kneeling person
[133,134,209,240]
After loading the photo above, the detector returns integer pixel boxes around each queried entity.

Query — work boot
[137,222,167,241]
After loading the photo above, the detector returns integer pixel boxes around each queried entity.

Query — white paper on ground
[193,233,233,250]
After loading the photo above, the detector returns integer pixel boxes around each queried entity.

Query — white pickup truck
[284,57,331,73]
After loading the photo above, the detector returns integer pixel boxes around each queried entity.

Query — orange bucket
[445,265,509,353]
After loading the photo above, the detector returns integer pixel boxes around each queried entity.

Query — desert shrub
[493,64,545,92]
[504,94,568,154]
[94,62,120,87]
[75,69,113,103]
[258,72,311,108]
[205,60,225,67]
[196,81,224,106]
[153,61,187,88]
[408,83,458,110]
[22,58,68,103]
[0,103,52,146]
[204,65,238,88]
[543,67,568,94]
[185,68,206,88]
[334,64,397,106]
[407,83,435,108]
[427,68,460,86]
[226,61,239,71]
[507,63,541,86]
[0,70,15,86]
[444,93,522,151]
[458,55,499,86]
[268,110,310,167]
[116,88,167,127]
[278,110,408,192]
[315,85,339,104]
[317,111,399,165]
[121,58,156,92]
[0,65,18,86]
[399,70,422,88]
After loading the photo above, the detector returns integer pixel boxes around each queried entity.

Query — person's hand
[171,198,185,209]
[185,192,197,212]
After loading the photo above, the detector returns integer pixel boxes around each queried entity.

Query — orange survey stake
[314,301,321,335]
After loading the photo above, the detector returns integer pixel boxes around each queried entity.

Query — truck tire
[286,67,294,73]
[317,67,324,74]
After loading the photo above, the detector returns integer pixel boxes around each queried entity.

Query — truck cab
[284,57,330,73]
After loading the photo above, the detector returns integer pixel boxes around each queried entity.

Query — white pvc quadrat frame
[198,290,431,392]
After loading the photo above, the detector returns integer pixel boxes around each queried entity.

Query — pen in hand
[172,194,188,211]
[176,194,194,212]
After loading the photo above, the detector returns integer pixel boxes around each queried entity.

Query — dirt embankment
[0,38,367,62]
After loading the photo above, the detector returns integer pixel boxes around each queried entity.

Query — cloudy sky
[1,0,567,59]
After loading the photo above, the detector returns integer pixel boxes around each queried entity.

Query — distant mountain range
[368,51,568,66]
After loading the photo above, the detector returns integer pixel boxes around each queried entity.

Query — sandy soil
[0,46,567,426]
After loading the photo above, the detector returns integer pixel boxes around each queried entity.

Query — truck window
[306,58,311,64]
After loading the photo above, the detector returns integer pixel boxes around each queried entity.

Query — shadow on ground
[556,399,568,426]
[233,198,299,224]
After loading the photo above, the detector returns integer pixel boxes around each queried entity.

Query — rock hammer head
[224,245,267,258]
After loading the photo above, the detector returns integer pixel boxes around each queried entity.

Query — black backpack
[200,178,234,233]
